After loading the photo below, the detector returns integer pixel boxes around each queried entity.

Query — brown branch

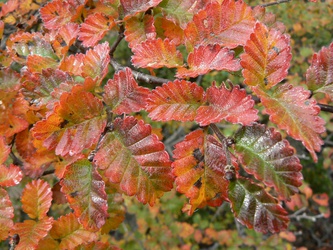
[260,0,291,7]
[110,25,125,56]
[318,103,333,113]
[110,58,169,85]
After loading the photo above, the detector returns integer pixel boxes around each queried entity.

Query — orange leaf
[26,55,58,73]
[0,164,22,187]
[121,0,162,20]
[312,193,329,207]
[0,188,14,241]
[10,217,53,250]
[21,179,52,220]
[0,136,10,164]
[131,38,183,69]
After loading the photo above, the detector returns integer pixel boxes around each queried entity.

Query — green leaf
[234,124,302,200]
[228,178,289,233]
[61,159,108,230]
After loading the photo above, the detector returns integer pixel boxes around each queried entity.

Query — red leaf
[0,136,10,164]
[58,22,80,47]
[79,12,115,47]
[21,179,52,220]
[94,116,174,206]
[124,14,156,48]
[172,129,231,215]
[32,90,106,157]
[61,159,108,230]
[241,22,291,89]
[146,80,205,122]
[0,164,22,187]
[131,38,183,69]
[81,42,110,81]
[306,42,333,100]
[160,17,184,46]
[10,217,53,250]
[59,53,85,76]
[196,84,258,126]
[176,45,241,78]
[234,124,303,200]
[103,67,150,115]
[184,1,255,49]
[228,177,289,233]
[259,84,325,162]
[40,0,81,30]
[312,193,329,207]
[0,188,14,241]
[120,0,162,20]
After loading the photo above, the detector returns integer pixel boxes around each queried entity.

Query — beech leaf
[120,0,163,20]
[234,124,303,200]
[32,90,106,157]
[228,177,289,233]
[259,84,325,162]
[21,179,52,220]
[103,67,150,115]
[78,12,115,47]
[131,38,183,69]
[0,188,14,241]
[241,22,291,89]
[306,42,333,100]
[94,116,174,206]
[26,55,58,73]
[176,45,241,78]
[50,213,98,249]
[172,129,231,215]
[10,217,53,250]
[146,80,205,122]
[61,159,108,230]
[0,164,23,187]
[124,14,156,48]
[184,1,255,49]
[196,84,258,126]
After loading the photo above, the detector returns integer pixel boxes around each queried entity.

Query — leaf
[259,84,325,162]
[240,22,291,90]
[79,12,115,47]
[61,159,108,230]
[21,179,52,220]
[195,84,258,126]
[159,0,209,29]
[124,14,156,48]
[160,17,184,46]
[40,0,79,30]
[0,136,10,164]
[94,116,173,206]
[0,90,29,138]
[58,22,80,47]
[0,67,21,90]
[32,90,106,157]
[306,42,333,100]
[176,45,241,78]
[131,38,183,69]
[234,124,303,200]
[10,217,53,250]
[26,54,58,73]
[0,188,14,241]
[81,42,111,81]
[0,164,23,187]
[184,1,255,49]
[120,0,162,20]
[172,129,230,215]
[103,67,150,115]
[59,53,85,76]
[50,213,98,249]
[228,177,289,233]
[146,80,205,121]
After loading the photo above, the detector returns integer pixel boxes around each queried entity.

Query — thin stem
[110,57,169,85]
[260,0,291,7]
[210,123,231,165]
[318,103,333,113]
[110,25,125,56]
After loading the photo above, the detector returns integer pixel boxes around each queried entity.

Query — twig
[209,123,231,165]
[110,57,169,85]
[260,0,291,7]
[289,207,325,222]
[109,25,125,56]
[318,103,333,113]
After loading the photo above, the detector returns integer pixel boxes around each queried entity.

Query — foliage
[0,0,332,249]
